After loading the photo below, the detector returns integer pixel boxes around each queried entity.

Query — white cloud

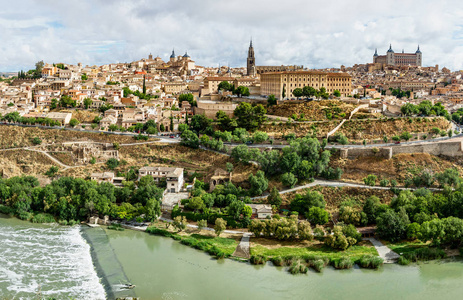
[1,0,463,71]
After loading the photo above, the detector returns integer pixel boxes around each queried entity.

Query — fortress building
[373,45,422,67]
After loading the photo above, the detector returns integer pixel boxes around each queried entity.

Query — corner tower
[247,39,256,76]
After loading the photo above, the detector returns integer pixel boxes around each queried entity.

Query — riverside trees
[0,176,163,223]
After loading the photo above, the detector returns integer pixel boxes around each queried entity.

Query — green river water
[2,215,463,300]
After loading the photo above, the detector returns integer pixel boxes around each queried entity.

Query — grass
[146,225,238,258]
[250,243,378,262]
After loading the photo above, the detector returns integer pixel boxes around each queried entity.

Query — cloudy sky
[1,0,463,72]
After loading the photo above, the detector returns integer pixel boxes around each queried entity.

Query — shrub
[250,255,267,265]
[271,256,284,266]
[397,256,410,265]
[0,205,14,215]
[288,259,308,274]
[363,174,377,186]
[306,207,329,225]
[332,257,354,269]
[31,213,55,223]
[281,172,298,188]
[311,259,326,273]
[358,255,383,269]
[380,179,390,187]
[31,137,42,145]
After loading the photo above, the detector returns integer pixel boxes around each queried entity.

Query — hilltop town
[2,41,463,272]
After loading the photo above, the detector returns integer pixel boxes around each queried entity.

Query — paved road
[364,238,400,263]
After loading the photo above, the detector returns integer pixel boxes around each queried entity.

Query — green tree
[69,118,79,127]
[106,158,120,170]
[197,219,208,231]
[267,94,277,106]
[81,73,88,81]
[145,198,160,221]
[50,98,58,110]
[190,114,212,133]
[83,98,93,109]
[281,172,298,188]
[400,103,419,116]
[214,218,227,236]
[292,88,303,99]
[226,162,234,173]
[218,81,232,91]
[252,131,268,143]
[180,130,200,149]
[376,209,410,242]
[400,131,412,141]
[178,93,196,106]
[290,190,325,215]
[333,90,341,97]
[234,86,250,97]
[173,216,187,232]
[249,171,269,196]
[60,95,76,108]
[234,102,267,131]
[45,166,59,178]
[267,187,282,208]
[306,207,329,225]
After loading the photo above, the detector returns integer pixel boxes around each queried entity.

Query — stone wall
[340,140,463,159]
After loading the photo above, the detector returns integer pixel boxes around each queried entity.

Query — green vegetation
[0,175,163,224]
[146,225,237,258]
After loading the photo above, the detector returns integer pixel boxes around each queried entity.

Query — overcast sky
[1,0,463,72]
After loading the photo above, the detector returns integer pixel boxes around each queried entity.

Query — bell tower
[247,39,256,76]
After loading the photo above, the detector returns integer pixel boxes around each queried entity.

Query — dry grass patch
[331,153,461,184]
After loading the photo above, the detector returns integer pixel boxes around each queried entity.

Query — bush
[402,248,446,262]
[281,172,298,188]
[31,213,55,223]
[31,137,42,145]
[332,257,354,269]
[363,174,377,186]
[358,255,383,269]
[271,256,284,266]
[380,179,390,187]
[288,259,308,274]
[106,158,120,170]
[306,207,329,225]
[310,259,326,273]
[397,256,410,265]
[250,255,267,265]
[0,204,15,215]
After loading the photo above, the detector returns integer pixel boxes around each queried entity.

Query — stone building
[138,166,184,193]
[209,169,232,192]
[194,100,237,119]
[260,71,352,99]
[373,45,422,67]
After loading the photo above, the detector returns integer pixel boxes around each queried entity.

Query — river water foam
[0,218,106,299]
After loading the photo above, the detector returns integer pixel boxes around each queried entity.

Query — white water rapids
[0,219,106,299]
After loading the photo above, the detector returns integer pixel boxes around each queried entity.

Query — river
[2,215,463,300]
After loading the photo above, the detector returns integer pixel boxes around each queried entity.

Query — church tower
[247,39,256,76]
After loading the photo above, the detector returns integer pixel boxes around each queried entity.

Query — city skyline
[1,0,463,72]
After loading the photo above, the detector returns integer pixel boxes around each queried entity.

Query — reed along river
[3,214,463,300]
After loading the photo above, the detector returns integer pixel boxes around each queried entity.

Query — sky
[1,0,463,72]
